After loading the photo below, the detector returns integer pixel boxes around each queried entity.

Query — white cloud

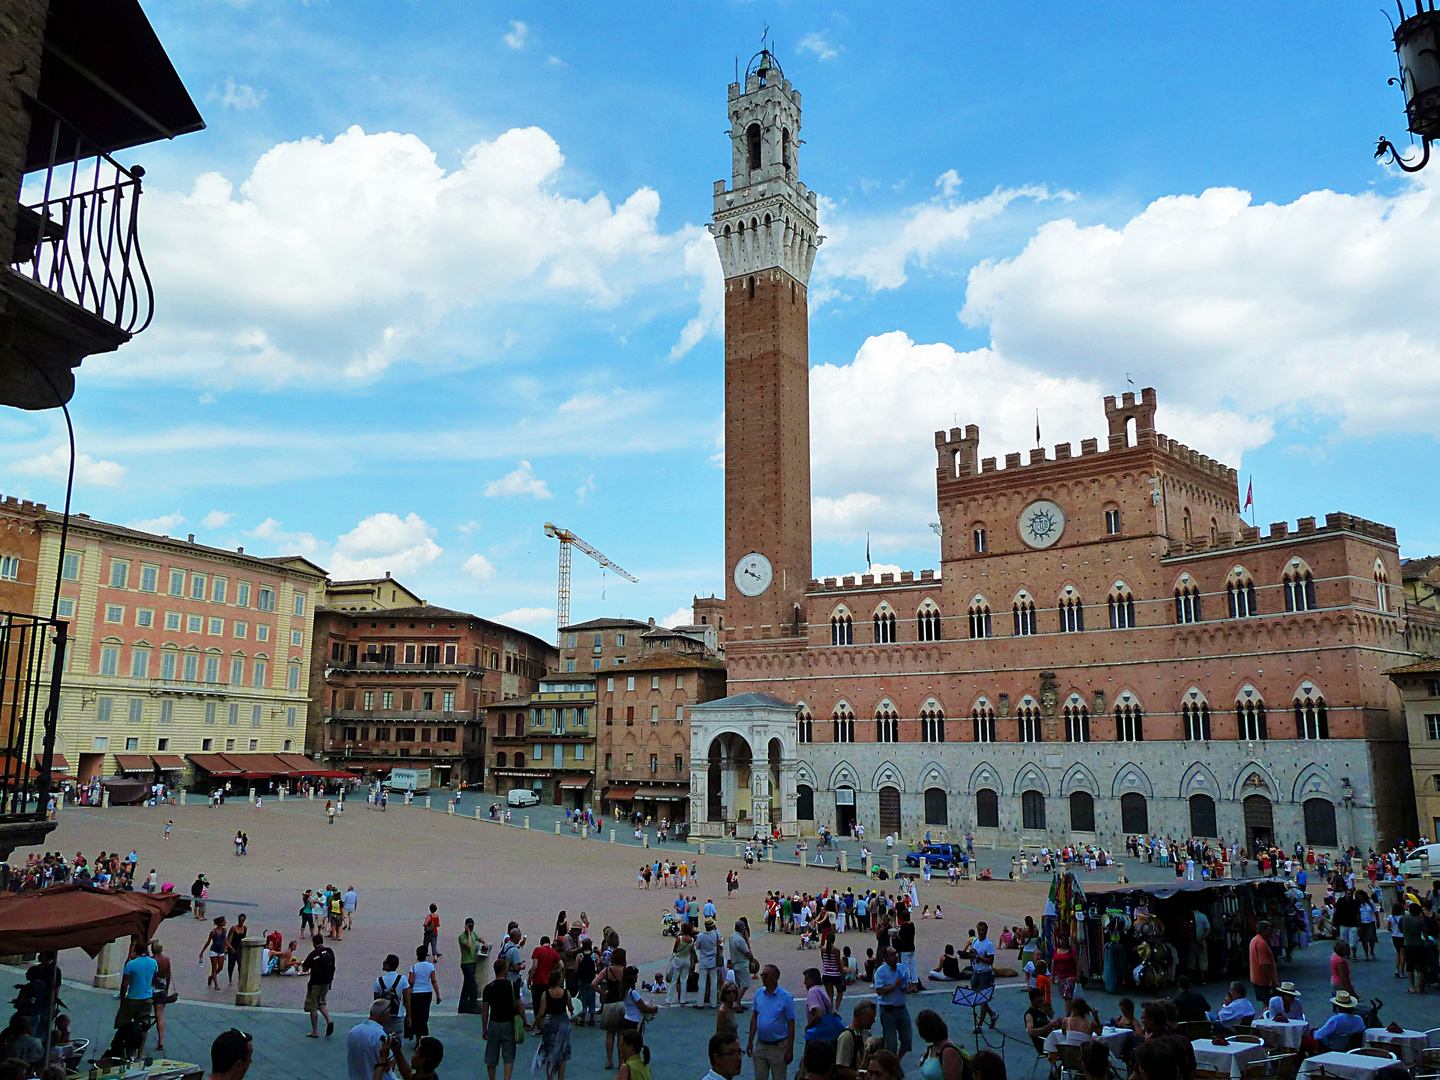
[854,563,904,580]
[462,553,496,581]
[245,517,322,559]
[128,511,186,535]
[670,233,724,358]
[798,32,841,61]
[329,512,441,579]
[495,606,554,630]
[485,460,551,499]
[200,510,233,529]
[546,56,566,67]
[457,520,481,535]
[660,606,692,628]
[220,79,265,111]
[960,178,1440,436]
[575,474,596,503]
[127,125,706,384]
[12,446,125,487]
[503,20,527,49]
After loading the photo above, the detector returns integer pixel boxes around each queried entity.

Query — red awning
[34,754,69,770]
[558,777,591,789]
[0,884,189,956]
[275,753,317,772]
[187,753,242,776]
[604,787,637,801]
[633,786,687,801]
[114,754,152,773]
[150,754,186,771]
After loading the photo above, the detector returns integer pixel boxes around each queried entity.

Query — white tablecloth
[1297,1051,1399,1080]
[1364,1028,1429,1066]
[1043,1027,1133,1054]
[1253,1017,1307,1049]
[1192,1038,1268,1078]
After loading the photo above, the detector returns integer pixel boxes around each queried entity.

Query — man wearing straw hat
[1264,983,1305,1023]
[1314,991,1366,1052]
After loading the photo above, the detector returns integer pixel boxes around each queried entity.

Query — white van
[1400,843,1440,876]
[507,788,540,807]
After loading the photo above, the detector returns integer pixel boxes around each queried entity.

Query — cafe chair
[1233,1035,1264,1044]
[1350,1049,1399,1060]
[1184,1021,1215,1039]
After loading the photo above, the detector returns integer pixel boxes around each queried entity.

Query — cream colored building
[27,513,326,784]
[1389,658,1440,842]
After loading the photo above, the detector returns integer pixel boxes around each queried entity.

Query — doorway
[1243,794,1274,851]
[835,787,856,835]
[879,786,901,833]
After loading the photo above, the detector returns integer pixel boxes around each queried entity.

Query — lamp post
[1377,1,1440,171]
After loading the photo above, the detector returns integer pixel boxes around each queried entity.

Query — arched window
[1063,695,1088,743]
[1227,567,1257,618]
[496,752,507,768]
[746,122,762,171]
[873,605,897,644]
[1375,559,1390,613]
[1108,583,1136,629]
[497,714,508,737]
[1058,587,1084,633]
[1303,798,1338,847]
[969,598,992,639]
[971,698,995,744]
[972,526,987,554]
[514,749,525,765]
[1189,794,1217,837]
[1114,693,1144,742]
[1013,592,1038,636]
[830,609,854,646]
[1174,574,1202,623]
[796,706,814,744]
[1236,688,1268,741]
[1293,685,1329,740]
[1283,562,1317,612]
[1021,790,1046,831]
[832,703,856,744]
[920,700,946,743]
[1018,696,1044,742]
[1182,692,1211,742]
[917,601,942,642]
[1069,791,1095,832]
[975,789,999,828]
[796,783,814,820]
[1121,792,1149,834]
[924,788,948,826]
[875,701,899,743]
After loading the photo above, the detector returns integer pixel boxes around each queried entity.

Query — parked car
[506,788,541,807]
[904,843,960,869]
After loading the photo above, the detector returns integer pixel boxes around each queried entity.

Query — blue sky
[4,1,1438,638]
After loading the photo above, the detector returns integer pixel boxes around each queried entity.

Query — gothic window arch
[920,698,946,743]
[1114,690,1144,742]
[1017,695,1044,742]
[830,606,854,646]
[1236,685,1268,741]
[832,702,856,744]
[1013,591,1038,636]
[1174,572,1202,624]
[969,596,992,639]
[1227,566,1258,619]
[797,703,814,744]
[917,599,942,642]
[1183,509,1192,538]
[873,603,897,645]
[746,123,762,171]
[971,697,995,743]
[1283,558,1317,612]
[1058,585,1085,633]
[1293,682,1329,740]
[1108,582,1136,629]
[875,700,899,743]
[1375,559,1390,613]
[1182,688,1211,741]
[1070,791,1096,832]
[1063,693,1089,743]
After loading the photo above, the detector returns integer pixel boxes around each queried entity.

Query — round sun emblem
[1019,499,1066,549]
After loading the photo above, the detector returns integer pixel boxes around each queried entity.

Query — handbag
[600,1002,626,1032]
[806,1012,845,1043]
[512,1013,525,1044]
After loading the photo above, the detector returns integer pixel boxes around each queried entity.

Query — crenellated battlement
[806,568,939,594]
[1164,511,1398,556]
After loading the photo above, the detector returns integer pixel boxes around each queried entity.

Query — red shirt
[531,944,561,987]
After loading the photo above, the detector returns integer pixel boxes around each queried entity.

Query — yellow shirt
[621,1054,650,1080]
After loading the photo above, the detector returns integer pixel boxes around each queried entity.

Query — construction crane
[544,522,638,643]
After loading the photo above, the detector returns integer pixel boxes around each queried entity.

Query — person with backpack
[302,933,336,1038]
[373,954,410,1038]
[423,905,442,961]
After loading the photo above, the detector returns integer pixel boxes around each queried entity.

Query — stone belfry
[710,47,821,645]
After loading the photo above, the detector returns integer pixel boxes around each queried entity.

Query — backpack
[375,972,402,1018]
[308,948,335,984]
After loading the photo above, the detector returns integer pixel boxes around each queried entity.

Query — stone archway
[705,731,752,825]
[688,693,801,838]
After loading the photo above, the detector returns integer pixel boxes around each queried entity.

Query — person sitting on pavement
[1314,992,1366,1052]
[927,945,962,982]
[1207,981,1256,1033]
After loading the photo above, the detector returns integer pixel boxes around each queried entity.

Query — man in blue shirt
[116,944,159,1050]
[873,946,912,1063]
[1315,992,1366,1051]
[703,898,718,921]
[746,963,795,1080]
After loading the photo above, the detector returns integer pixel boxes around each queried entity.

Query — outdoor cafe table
[1297,1050,1401,1080]
[1191,1037,1269,1078]
[1252,1017,1308,1050]
[67,1061,203,1080]
[1364,1028,1430,1066]
[1043,1027,1134,1055]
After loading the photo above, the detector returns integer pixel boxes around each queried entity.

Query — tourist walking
[225,914,247,986]
[373,954,409,1038]
[149,941,172,1052]
[458,918,485,1014]
[483,957,521,1080]
[422,904,441,961]
[408,944,441,1040]
[535,967,573,1080]
[115,941,158,1055]
[200,917,227,989]
[343,885,359,930]
[302,933,336,1038]
[727,920,756,1009]
[593,946,629,1070]
[696,918,723,1007]
[747,964,796,1080]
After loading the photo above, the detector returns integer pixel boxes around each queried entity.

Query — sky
[4,1,1439,641]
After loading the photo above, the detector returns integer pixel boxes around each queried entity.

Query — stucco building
[688,50,1431,852]
[1388,660,1440,843]
[486,676,597,808]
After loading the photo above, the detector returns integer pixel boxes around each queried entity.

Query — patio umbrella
[0,883,190,957]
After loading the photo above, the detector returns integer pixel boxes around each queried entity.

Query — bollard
[524,816,530,830]
[799,851,807,869]
[968,861,976,882]
[610,829,616,843]
[555,822,562,835]
[308,789,314,801]
[643,834,650,849]
[235,938,264,1007]
[840,852,849,873]
[424,796,431,809]
[447,802,454,815]
[179,789,187,806]
[1118,863,1127,885]
[583,826,589,840]
[476,947,492,993]
[475,808,483,820]
[93,941,122,989]
[102,789,109,809]
[735,843,742,859]
[767,846,774,862]
[891,854,899,879]
[277,789,283,802]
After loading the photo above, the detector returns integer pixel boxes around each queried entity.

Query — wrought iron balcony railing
[0,611,65,824]
[11,98,153,335]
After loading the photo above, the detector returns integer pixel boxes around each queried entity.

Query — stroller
[661,910,681,938]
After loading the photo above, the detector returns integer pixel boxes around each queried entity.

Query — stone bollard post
[524,816,530,830]
[840,852,849,873]
[1118,863,1127,885]
[610,829,616,843]
[555,822,562,835]
[447,802,454,814]
[476,948,491,991]
[475,808,483,820]
[735,843,742,859]
[93,940,122,989]
[235,938,264,1007]
[425,796,431,810]
[767,846,774,862]
[308,789,314,800]
[799,851,807,868]
[643,834,650,849]
[179,789,187,806]
[248,787,255,801]
[102,789,109,809]
[277,789,283,802]
[891,854,899,879]
[583,826,589,839]
[968,861,976,882]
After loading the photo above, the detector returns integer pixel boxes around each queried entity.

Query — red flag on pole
[1243,479,1253,511]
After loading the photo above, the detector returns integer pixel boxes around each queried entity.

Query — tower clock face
[734,552,774,597]
[1018,500,1066,549]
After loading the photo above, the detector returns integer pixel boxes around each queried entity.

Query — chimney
[237,546,244,554]
[187,534,195,543]
[385,571,391,579]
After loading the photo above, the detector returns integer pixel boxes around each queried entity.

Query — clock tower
[710,48,820,644]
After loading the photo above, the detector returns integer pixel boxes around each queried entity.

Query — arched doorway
[1022,790,1046,830]
[1304,798,1338,847]
[835,786,856,835]
[1120,793,1149,835]
[705,732,752,825]
[924,788,948,827]
[796,784,814,822]
[879,786,901,832]
[1069,791,1095,832]
[975,789,999,828]
[1243,794,1274,851]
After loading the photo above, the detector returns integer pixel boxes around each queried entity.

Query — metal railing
[11,98,153,334]
[0,612,65,822]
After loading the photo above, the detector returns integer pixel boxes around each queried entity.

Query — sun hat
[1330,990,1359,1009]
[1277,982,1301,996]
